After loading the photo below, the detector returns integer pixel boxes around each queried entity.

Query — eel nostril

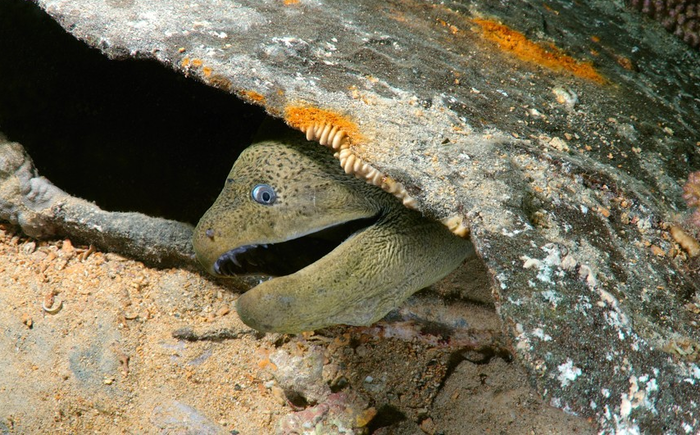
[205,228,215,239]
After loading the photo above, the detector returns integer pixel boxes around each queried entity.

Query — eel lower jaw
[213,244,268,275]
[212,215,379,278]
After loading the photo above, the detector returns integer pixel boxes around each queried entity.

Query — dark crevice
[416,348,513,412]
[272,334,292,348]
[366,404,406,432]
[171,327,257,342]
[282,390,310,409]
[438,347,513,393]
[0,0,266,225]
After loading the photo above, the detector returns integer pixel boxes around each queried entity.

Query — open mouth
[213,215,379,277]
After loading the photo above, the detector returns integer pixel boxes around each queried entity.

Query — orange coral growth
[436,18,462,35]
[207,74,232,92]
[181,58,233,92]
[472,18,606,84]
[284,106,364,144]
[240,90,266,104]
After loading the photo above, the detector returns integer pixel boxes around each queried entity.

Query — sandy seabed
[0,224,594,434]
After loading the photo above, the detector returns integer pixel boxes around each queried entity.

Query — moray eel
[192,126,474,333]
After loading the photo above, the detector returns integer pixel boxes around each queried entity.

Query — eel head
[193,128,473,333]
[192,133,381,279]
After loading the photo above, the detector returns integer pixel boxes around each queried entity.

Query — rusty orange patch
[283,0,299,4]
[436,17,464,36]
[207,74,232,92]
[284,106,365,144]
[240,90,266,104]
[472,18,606,84]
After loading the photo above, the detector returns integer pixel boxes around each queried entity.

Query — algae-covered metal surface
[10,0,700,431]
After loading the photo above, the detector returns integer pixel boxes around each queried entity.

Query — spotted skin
[193,129,473,333]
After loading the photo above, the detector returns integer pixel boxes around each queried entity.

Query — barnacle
[441,215,470,238]
[302,121,471,236]
[285,107,421,211]
[627,0,700,49]
[283,107,471,237]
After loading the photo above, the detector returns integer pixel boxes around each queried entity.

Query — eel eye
[251,184,277,205]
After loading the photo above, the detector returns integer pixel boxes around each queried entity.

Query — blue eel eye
[251,184,277,205]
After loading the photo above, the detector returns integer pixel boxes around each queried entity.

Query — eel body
[192,127,473,333]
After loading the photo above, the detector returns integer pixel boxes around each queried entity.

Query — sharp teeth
[306,125,315,141]
[231,253,241,267]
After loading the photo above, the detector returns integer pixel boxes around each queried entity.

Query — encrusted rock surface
[2,0,699,432]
